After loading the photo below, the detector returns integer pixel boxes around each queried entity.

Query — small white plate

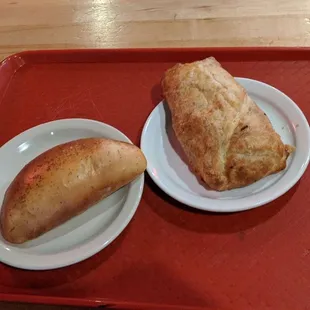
[141,78,310,213]
[0,119,144,270]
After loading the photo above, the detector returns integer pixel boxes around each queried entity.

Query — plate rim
[141,78,310,212]
[0,118,144,270]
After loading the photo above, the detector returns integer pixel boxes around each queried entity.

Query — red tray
[0,48,309,310]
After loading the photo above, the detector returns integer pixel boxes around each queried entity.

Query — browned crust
[162,57,294,191]
[1,138,147,243]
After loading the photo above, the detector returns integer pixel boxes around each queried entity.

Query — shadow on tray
[0,226,128,289]
[144,173,298,234]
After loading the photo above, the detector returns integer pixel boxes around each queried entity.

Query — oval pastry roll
[1,138,147,243]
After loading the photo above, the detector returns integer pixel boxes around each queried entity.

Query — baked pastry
[1,138,147,243]
[162,57,294,191]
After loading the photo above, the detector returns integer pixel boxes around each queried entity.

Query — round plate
[141,78,310,213]
[0,118,144,270]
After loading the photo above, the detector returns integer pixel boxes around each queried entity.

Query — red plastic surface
[0,48,309,310]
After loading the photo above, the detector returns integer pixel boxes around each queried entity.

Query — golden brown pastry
[1,138,147,244]
[162,57,294,191]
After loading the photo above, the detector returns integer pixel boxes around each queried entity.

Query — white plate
[0,118,144,270]
[141,78,310,213]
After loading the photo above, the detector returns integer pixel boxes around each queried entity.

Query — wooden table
[0,0,309,309]
[1,0,310,61]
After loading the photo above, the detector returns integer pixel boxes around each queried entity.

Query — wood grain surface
[0,0,309,309]
[1,0,310,61]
